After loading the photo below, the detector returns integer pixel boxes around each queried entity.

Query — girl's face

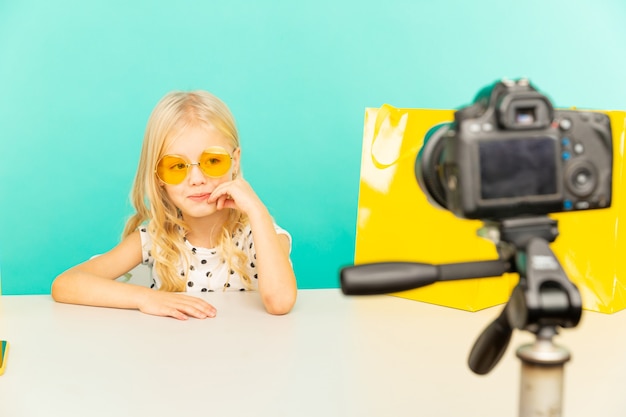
[159,123,240,220]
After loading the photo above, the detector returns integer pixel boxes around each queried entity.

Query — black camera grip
[340,262,438,295]
[468,306,513,375]
[340,260,509,296]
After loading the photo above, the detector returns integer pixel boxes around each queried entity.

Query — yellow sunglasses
[156,146,233,185]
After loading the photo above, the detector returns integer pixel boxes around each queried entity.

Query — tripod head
[340,216,582,375]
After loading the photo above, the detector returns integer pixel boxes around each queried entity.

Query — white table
[0,289,624,417]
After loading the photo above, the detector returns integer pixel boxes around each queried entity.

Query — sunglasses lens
[199,149,232,177]
[156,155,188,185]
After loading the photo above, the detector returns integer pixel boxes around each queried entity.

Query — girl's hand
[137,291,217,320]
[208,177,264,216]
[207,175,297,315]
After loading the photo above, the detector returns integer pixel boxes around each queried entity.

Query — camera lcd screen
[479,137,557,200]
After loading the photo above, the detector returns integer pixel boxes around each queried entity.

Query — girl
[52,90,297,319]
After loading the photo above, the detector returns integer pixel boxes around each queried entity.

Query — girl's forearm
[51,270,152,310]
[247,208,297,314]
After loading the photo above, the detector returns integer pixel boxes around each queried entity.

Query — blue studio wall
[1,0,625,294]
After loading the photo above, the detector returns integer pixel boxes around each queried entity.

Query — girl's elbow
[50,277,63,302]
[263,291,297,315]
[266,304,292,316]
[50,273,71,302]
[266,306,293,315]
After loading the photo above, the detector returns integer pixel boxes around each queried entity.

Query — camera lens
[415,124,451,210]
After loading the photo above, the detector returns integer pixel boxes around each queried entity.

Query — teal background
[1,0,625,294]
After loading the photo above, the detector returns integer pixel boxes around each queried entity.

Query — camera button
[562,151,571,161]
[469,123,481,133]
[574,143,584,154]
[559,118,573,130]
[575,201,591,210]
[576,172,591,186]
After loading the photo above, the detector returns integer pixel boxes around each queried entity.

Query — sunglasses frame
[155,146,235,185]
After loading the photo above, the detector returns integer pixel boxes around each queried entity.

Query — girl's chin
[180,203,219,218]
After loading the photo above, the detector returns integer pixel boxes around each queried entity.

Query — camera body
[416,79,613,220]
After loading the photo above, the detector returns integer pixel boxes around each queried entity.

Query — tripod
[340,216,582,417]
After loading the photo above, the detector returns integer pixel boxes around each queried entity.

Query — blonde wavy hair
[123,90,250,292]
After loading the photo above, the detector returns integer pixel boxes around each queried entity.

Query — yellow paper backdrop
[355,105,626,313]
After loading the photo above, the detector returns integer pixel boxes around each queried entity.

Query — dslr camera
[416,78,613,220]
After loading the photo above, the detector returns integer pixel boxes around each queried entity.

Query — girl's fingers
[168,308,189,321]
[142,293,217,320]
[215,194,228,210]
[176,297,217,318]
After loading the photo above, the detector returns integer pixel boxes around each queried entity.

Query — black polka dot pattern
[137,222,290,292]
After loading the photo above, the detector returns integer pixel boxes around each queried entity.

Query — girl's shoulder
[238,221,292,256]
[137,221,292,262]
[238,222,291,244]
[271,222,292,247]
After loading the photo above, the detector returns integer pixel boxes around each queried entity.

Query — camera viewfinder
[515,107,536,125]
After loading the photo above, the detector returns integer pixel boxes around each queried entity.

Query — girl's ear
[233,147,242,178]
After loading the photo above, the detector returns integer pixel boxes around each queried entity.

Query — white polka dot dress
[138,224,291,292]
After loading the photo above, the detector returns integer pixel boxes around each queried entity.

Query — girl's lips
[188,193,211,202]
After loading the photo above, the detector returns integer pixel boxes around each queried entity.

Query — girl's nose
[187,163,206,185]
